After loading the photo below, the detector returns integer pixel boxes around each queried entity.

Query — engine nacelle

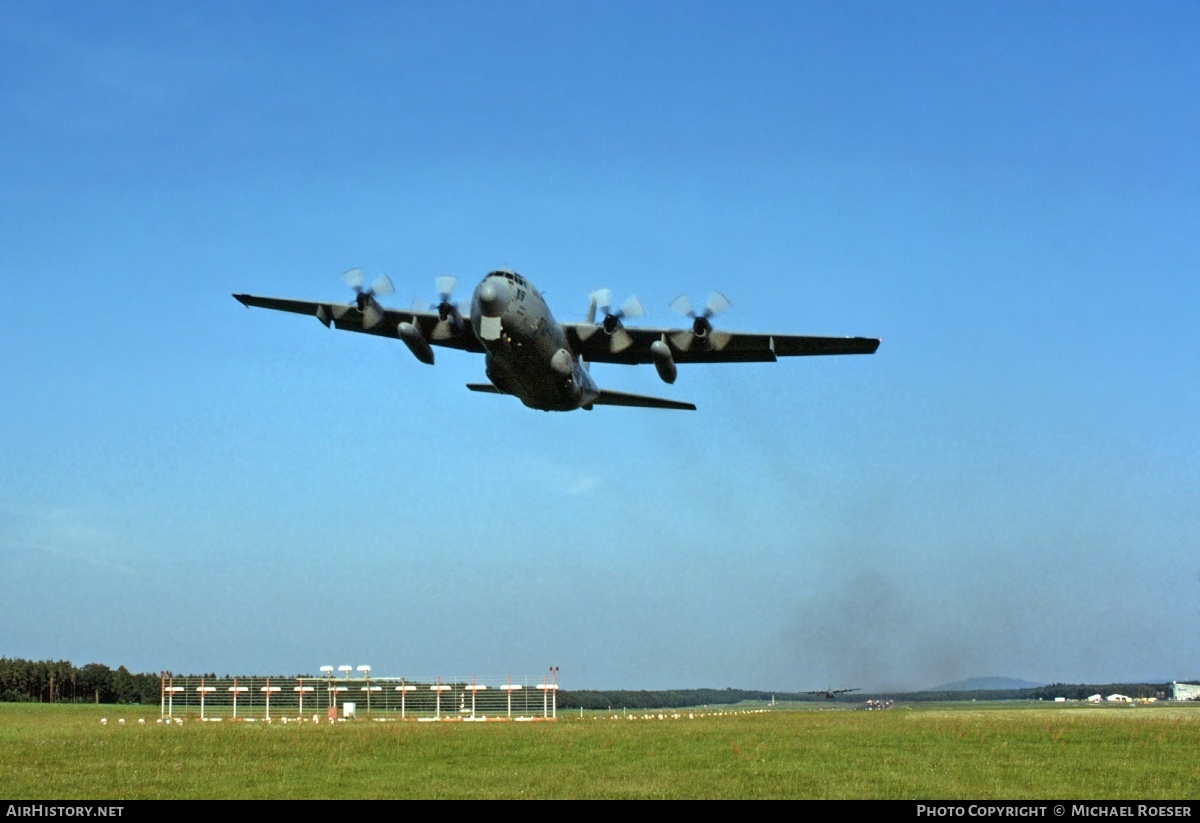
[397,322,435,365]
[650,340,677,384]
[550,348,574,376]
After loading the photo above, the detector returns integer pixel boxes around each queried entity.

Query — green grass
[2,702,1198,799]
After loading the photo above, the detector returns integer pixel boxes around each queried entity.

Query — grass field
[2,701,1198,799]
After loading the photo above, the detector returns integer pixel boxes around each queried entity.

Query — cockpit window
[488,270,526,287]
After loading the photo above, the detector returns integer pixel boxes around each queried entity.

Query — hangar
[1169,681,1200,700]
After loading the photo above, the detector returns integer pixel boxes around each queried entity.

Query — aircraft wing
[563,323,880,365]
[232,294,485,354]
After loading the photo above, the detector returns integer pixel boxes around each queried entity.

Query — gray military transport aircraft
[233,268,880,412]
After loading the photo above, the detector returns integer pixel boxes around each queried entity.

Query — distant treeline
[558,688,782,710]
[1,658,1193,707]
[1,658,159,704]
[908,684,1173,703]
[555,682,1188,710]
[0,658,297,705]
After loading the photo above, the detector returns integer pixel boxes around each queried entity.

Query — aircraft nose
[477,279,506,316]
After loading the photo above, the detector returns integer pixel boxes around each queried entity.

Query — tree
[77,663,115,703]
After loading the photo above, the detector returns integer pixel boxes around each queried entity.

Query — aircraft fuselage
[469,269,599,411]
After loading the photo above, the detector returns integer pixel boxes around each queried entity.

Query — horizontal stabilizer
[467,383,694,410]
[590,389,696,411]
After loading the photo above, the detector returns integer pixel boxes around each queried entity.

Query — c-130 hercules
[234,268,879,412]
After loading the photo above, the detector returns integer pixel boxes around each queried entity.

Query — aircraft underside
[484,351,585,412]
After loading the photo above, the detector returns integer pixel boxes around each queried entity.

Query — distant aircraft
[233,269,880,412]
[806,688,861,700]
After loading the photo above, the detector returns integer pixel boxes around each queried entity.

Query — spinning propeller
[668,291,732,351]
[584,288,644,353]
[337,267,394,330]
[411,275,468,339]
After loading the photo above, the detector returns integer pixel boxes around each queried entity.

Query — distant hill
[926,676,1046,692]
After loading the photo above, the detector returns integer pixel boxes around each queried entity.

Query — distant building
[1087,694,1103,703]
[1106,694,1132,702]
[1169,682,1200,701]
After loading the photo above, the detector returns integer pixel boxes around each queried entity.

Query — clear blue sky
[2,1,1197,692]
